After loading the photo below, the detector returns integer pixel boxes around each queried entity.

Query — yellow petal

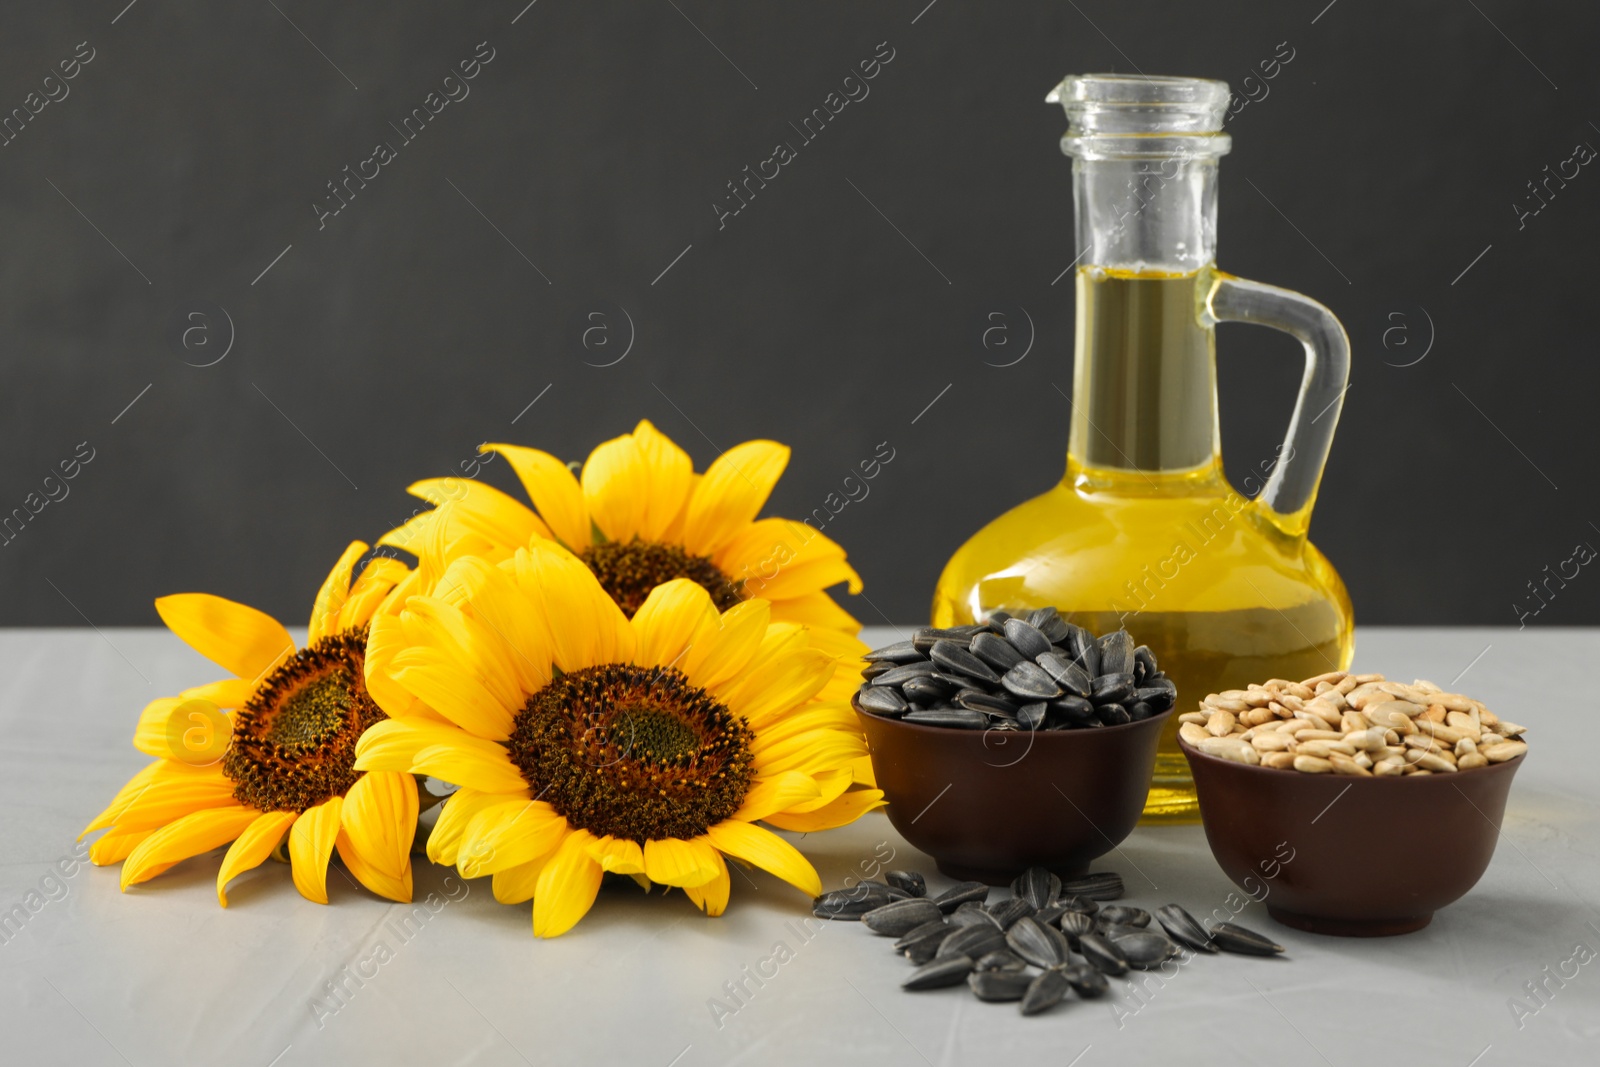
[338,556,411,631]
[85,765,237,836]
[629,420,695,541]
[705,820,821,897]
[781,767,855,813]
[630,580,719,671]
[364,610,429,719]
[410,743,528,796]
[747,703,862,754]
[445,556,553,696]
[717,519,864,599]
[492,854,551,904]
[308,541,369,643]
[584,835,646,875]
[484,443,592,549]
[580,433,648,543]
[181,677,257,709]
[533,829,604,937]
[730,770,822,824]
[336,828,412,903]
[82,759,166,838]
[154,593,293,682]
[850,753,877,787]
[642,836,721,888]
[120,805,258,890]
[339,771,418,883]
[458,800,566,878]
[399,597,524,715]
[289,796,343,904]
[131,697,181,758]
[763,788,886,833]
[751,731,869,778]
[376,508,438,556]
[679,440,790,556]
[217,810,296,906]
[390,658,516,741]
[716,648,837,728]
[511,542,635,671]
[89,827,153,865]
[427,788,530,867]
[354,718,480,774]
[683,848,730,917]
[684,599,770,691]
[406,478,550,554]
[767,590,865,637]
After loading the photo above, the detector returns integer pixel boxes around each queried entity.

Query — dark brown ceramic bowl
[855,700,1172,885]
[1181,738,1525,936]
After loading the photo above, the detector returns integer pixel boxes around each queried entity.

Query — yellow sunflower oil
[933,76,1355,820]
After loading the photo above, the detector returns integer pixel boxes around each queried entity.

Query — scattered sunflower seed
[970,969,1034,1002]
[886,870,926,897]
[1210,922,1286,957]
[862,898,944,936]
[1020,969,1071,1016]
[931,881,991,912]
[904,955,975,990]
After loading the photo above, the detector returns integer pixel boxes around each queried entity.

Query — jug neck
[1050,74,1232,480]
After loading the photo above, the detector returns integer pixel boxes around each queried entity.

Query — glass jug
[932,75,1354,820]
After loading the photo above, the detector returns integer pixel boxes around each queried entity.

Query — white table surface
[1,625,1596,1066]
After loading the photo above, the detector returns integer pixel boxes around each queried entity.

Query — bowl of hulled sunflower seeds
[1178,670,1527,936]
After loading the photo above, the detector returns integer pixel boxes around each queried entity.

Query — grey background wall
[2,1,1596,628]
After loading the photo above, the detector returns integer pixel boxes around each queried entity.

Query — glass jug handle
[1204,273,1350,537]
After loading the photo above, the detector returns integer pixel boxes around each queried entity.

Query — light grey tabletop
[1,626,1596,1066]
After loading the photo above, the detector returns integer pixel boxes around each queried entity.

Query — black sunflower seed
[931,881,991,912]
[948,901,999,928]
[1020,969,1071,1016]
[1011,867,1061,910]
[1155,904,1217,954]
[1096,704,1131,726]
[1033,903,1068,928]
[886,870,926,897]
[892,918,951,952]
[1090,672,1135,705]
[901,677,952,705]
[1028,607,1071,644]
[903,955,974,990]
[1057,893,1099,916]
[861,663,895,681]
[862,898,945,936]
[1017,702,1048,730]
[1078,933,1129,976]
[1210,922,1285,956]
[1135,681,1177,710]
[974,949,1027,972]
[1001,661,1063,701]
[1006,916,1071,969]
[1058,910,1095,945]
[865,640,924,664]
[1073,636,1100,677]
[986,897,1035,930]
[1037,652,1093,697]
[1062,963,1109,999]
[1132,644,1157,681]
[958,691,1020,716]
[1115,931,1180,969]
[970,632,1025,672]
[1060,872,1124,901]
[1097,630,1134,676]
[970,969,1034,1002]
[912,628,972,653]
[903,709,987,729]
[983,610,1012,632]
[1099,905,1150,928]
[870,661,938,687]
[1128,701,1154,721]
[930,640,1002,685]
[857,687,909,716]
[1002,619,1052,660]
[937,924,1008,961]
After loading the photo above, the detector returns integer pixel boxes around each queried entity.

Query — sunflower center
[223,628,385,813]
[579,539,742,618]
[509,664,755,842]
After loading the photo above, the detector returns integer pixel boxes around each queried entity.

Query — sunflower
[375,420,868,680]
[82,543,421,906]
[355,540,884,936]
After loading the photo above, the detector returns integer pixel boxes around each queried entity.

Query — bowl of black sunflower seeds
[853,608,1176,885]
